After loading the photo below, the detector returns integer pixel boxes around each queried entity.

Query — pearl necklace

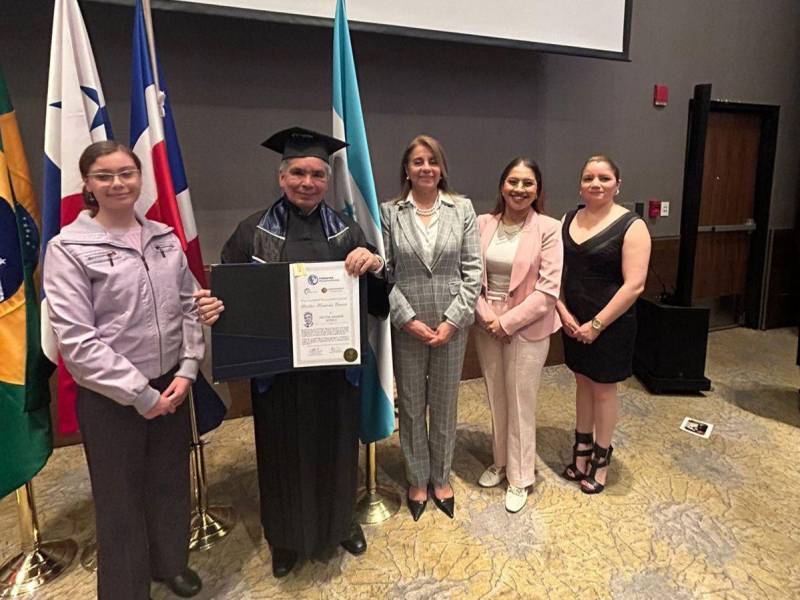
[413,196,440,217]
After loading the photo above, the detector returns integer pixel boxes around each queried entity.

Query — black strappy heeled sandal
[562,431,593,481]
[581,443,613,494]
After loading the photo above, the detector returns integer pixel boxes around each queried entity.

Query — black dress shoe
[271,547,298,578]
[340,522,367,556]
[154,568,202,598]
[431,488,455,519]
[407,495,427,521]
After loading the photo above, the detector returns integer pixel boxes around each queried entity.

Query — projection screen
[130,0,632,60]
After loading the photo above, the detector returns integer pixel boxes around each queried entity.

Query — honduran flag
[131,0,226,433]
[332,0,395,443]
[43,0,114,434]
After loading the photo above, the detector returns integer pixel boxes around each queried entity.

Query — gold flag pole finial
[0,482,78,597]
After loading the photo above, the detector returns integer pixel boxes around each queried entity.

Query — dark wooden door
[692,111,761,328]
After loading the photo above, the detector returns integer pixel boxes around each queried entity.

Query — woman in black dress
[556,156,650,494]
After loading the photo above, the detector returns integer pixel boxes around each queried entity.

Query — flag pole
[354,443,400,524]
[141,0,163,113]
[331,0,399,525]
[139,0,236,549]
[0,482,77,596]
[188,388,236,551]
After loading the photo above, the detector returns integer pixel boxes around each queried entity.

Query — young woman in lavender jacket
[44,141,204,600]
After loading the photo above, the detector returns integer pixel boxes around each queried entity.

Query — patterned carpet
[1,327,798,599]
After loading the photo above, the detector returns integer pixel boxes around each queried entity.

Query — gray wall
[4,0,799,263]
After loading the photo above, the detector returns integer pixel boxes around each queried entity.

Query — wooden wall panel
[644,236,680,300]
[692,231,750,299]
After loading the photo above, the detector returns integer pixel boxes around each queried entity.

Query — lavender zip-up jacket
[43,211,204,415]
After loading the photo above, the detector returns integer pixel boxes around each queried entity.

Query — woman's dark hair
[491,157,544,215]
[79,141,141,215]
[580,154,620,181]
[393,134,455,202]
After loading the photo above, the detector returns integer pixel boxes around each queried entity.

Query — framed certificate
[288,262,361,368]
[210,261,365,381]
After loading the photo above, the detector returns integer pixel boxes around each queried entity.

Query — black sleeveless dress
[562,209,641,383]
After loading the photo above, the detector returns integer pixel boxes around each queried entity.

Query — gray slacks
[76,371,191,600]
[393,327,468,488]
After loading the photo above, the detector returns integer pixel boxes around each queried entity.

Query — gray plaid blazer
[381,193,482,331]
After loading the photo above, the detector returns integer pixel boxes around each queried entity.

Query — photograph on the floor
[679,416,714,439]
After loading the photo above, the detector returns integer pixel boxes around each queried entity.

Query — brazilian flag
[0,69,54,499]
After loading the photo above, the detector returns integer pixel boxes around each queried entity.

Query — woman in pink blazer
[474,157,563,513]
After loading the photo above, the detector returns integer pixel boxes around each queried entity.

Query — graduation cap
[261,127,348,163]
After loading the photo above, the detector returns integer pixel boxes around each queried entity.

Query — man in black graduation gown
[195,127,388,577]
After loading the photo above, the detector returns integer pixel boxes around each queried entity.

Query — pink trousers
[475,300,550,488]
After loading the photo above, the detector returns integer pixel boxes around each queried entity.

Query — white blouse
[410,194,441,265]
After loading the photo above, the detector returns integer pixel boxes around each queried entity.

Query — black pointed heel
[430,484,455,519]
[562,430,593,481]
[407,494,427,521]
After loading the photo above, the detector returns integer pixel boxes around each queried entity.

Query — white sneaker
[505,484,528,513]
[478,465,506,488]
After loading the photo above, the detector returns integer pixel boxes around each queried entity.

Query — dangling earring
[89,192,98,205]
[615,188,620,196]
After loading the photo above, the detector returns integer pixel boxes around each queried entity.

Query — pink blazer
[475,211,563,341]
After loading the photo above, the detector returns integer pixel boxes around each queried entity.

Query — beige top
[485,221,523,296]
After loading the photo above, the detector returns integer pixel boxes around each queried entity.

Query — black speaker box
[633,298,712,394]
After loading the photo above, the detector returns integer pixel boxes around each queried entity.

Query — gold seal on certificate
[289,261,361,368]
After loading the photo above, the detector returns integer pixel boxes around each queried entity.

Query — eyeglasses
[86,169,141,184]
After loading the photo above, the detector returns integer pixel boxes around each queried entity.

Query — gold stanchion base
[0,539,78,598]
[79,541,97,572]
[189,506,237,552]
[354,486,401,525]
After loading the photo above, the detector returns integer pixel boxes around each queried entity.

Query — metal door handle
[697,219,756,233]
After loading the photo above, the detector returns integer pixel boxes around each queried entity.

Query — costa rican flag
[130,0,204,284]
[332,0,394,443]
[131,0,226,433]
[43,0,114,434]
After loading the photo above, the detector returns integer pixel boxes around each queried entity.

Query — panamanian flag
[332,0,394,443]
[131,0,226,433]
[43,0,114,434]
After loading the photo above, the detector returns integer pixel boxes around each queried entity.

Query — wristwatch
[591,317,604,332]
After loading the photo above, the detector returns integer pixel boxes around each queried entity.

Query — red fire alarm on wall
[653,84,669,107]
[648,199,662,218]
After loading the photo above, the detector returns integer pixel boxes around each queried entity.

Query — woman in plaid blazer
[381,135,482,520]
